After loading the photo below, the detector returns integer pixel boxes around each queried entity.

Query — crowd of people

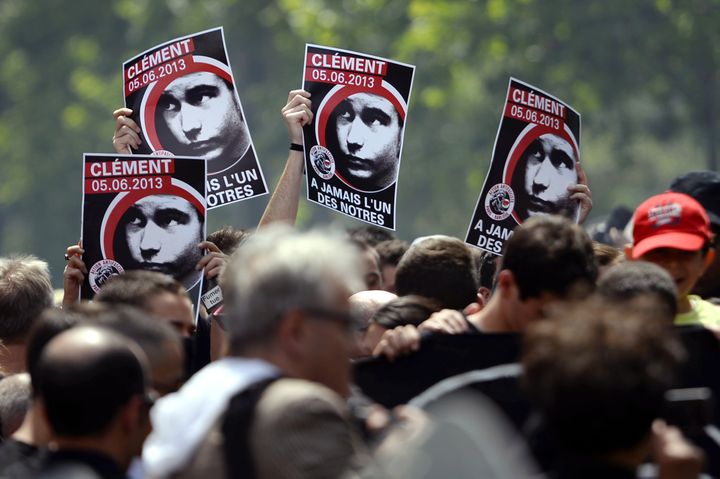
[0,89,719,478]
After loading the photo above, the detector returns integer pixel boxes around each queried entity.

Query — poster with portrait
[302,44,415,230]
[80,153,207,315]
[123,27,267,209]
[465,78,581,255]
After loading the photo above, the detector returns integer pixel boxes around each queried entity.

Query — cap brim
[633,232,707,259]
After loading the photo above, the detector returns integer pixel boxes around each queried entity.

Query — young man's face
[638,247,710,299]
[518,133,578,218]
[158,72,246,165]
[124,195,203,283]
[334,93,402,191]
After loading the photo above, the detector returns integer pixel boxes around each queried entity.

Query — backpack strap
[221,376,280,479]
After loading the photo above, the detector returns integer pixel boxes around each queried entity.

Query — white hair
[221,225,364,351]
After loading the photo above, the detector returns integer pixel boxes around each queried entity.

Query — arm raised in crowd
[258,90,313,228]
[62,243,86,307]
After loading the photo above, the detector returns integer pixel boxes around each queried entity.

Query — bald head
[33,327,149,437]
[349,290,397,331]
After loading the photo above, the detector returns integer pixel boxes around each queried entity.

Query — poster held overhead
[302,44,415,230]
[123,27,267,209]
[80,153,207,315]
[465,78,581,255]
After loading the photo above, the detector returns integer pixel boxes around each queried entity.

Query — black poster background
[302,44,415,230]
[123,27,267,209]
[465,78,581,255]
[80,153,206,315]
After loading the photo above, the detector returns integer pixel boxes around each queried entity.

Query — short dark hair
[207,226,249,255]
[395,236,478,310]
[371,295,442,329]
[374,239,409,268]
[597,261,678,320]
[347,226,396,247]
[501,216,597,300]
[95,305,182,370]
[25,308,86,389]
[33,327,147,437]
[522,300,685,455]
[95,270,186,309]
[0,255,54,342]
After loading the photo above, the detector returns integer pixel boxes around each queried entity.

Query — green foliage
[0,0,718,286]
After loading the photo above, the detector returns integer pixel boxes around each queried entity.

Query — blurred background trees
[0,0,718,286]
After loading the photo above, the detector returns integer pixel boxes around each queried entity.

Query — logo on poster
[485,183,515,221]
[310,145,336,180]
[89,259,125,293]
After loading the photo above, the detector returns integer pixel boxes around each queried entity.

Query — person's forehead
[164,72,225,96]
[537,134,575,160]
[346,93,395,114]
[133,195,196,214]
[144,291,194,323]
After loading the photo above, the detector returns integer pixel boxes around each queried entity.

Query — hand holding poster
[80,153,207,311]
[465,78,582,254]
[302,44,415,230]
[123,27,267,209]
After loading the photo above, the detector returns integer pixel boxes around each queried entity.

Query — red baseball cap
[631,192,712,259]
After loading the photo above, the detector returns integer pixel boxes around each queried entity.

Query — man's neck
[467,295,514,333]
[52,435,127,471]
[677,294,693,314]
[12,402,50,447]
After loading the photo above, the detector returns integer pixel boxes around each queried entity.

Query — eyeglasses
[303,307,359,332]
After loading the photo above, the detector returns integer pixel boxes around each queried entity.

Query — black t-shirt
[0,439,40,475]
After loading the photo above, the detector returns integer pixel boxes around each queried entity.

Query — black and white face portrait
[512,133,579,220]
[330,92,403,192]
[118,195,203,289]
[156,72,250,173]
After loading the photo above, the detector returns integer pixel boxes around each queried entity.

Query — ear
[475,288,491,308]
[275,310,307,357]
[624,244,635,260]
[496,270,517,300]
[119,395,143,435]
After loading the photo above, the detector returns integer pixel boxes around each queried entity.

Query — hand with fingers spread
[195,241,229,280]
[282,89,313,143]
[63,243,87,307]
[418,309,470,335]
[372,324,421,362]
[112,108,142,153]
[568,161,593,224]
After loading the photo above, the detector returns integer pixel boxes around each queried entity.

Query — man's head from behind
[522,300,685,456]
[395,235,478,310]
[0,255,54,344]
[626,192,714,302]
[33,326,151,465]
[597,261,678,323]
[222,226,364,397]
[95,271,194,338]
[499,216,596,315]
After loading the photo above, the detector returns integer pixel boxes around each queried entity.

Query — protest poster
[302,44,415,230]
[123,27,267,209]
[80,153,207,314]
[465,78,581,255]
